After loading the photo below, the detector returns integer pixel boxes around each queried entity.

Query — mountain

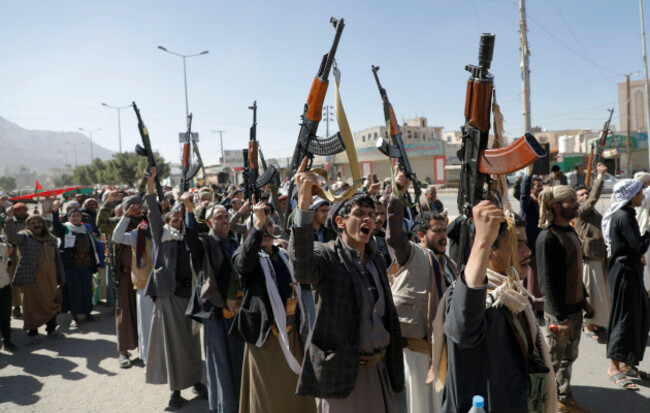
[0,116,115,173]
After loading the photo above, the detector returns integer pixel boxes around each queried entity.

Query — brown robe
[22,242,60,330]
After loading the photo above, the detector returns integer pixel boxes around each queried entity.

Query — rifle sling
[311,66,362,203]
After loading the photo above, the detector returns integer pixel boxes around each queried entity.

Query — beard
[558,204,578,219]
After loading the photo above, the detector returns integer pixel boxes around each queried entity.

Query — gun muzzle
[478,33,495,70]
[478,133,546,175]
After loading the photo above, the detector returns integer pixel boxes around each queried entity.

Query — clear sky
[0,0,644,167]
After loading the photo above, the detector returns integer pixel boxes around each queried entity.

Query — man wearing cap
[536,185,593,412]
[5,202,29,319]
[97,191,141,368]
[290,158,404,412]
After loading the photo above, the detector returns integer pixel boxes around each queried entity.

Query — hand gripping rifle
[180,114,201,194]
[133,102,164,202]
[284,17,359,233]
[371,65,423,210]
[455,33,545,267]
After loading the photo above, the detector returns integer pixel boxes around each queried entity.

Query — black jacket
[232,227,305,347]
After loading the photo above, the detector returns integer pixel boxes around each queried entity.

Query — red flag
[35,180,43,192]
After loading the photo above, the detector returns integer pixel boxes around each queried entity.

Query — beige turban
[538,185,576,229]
[634,172,650,185]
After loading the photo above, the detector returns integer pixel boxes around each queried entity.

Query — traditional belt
[72,253,91,258]
[358,348,386,368]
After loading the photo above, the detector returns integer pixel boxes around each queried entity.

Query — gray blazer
[5,220,65,286]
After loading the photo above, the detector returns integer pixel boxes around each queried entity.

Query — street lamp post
[157,46,209,120]
[101,103,130,153]
[79,127,102,163]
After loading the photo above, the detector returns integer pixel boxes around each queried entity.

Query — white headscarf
[602,179,643,254]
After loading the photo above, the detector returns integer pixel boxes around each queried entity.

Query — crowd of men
[0,159,649,413]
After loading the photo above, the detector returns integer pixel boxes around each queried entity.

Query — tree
[0,176,16,191]
[58,151,171,187]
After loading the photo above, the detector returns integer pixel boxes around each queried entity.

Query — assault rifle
[133,102,164,202]
[455,33,545,267]
[179,113,201,194]
[596,108,614,163]
[243,101,277,214]
[456,33,545,217]
[371,65,423,210]
[283,17,347,232]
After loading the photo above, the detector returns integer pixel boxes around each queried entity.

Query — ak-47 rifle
[133,102,164,202]
[283,17,350,233]
[585,143,595,188]
[371,65,423,210]
[243,101,277,214]
[596,108,615,163]
[179,114,201,194]
[455,33,545,267]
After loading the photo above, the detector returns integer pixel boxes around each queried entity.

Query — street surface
[1,188,648,412]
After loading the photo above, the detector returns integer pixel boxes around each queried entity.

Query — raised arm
[578,163,606,218]
[444,201,504,347]
[51,206,66,239]
[112,215,137,247]
[145,167,163,245]
[386,167,412,266]
[289,157,329,286]
[181,192,204,262]
[233,200,267,279]
[97,191,121,236]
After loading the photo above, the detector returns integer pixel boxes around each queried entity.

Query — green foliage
[0,176,17,191]
[56,152,170,187]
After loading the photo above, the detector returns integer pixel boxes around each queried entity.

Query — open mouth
[360,227,371,236]
[520,259,531,269]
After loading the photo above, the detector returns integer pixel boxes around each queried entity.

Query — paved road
[2,303,648,412]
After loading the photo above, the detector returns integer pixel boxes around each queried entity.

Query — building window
[407,131,412,139]
[362,135,365,142]
[414,131,419,140]
[374,132,378,140]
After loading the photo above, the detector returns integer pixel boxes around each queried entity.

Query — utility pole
[519,0,532,133]
[627,74,633,177]
[212,130,226,168]
[323,105,334,137]
[640,0,650,170]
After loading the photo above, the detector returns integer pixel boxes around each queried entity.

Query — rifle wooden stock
[478,133,546,174]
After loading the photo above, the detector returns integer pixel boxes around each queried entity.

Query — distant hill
[0,116,115,173]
